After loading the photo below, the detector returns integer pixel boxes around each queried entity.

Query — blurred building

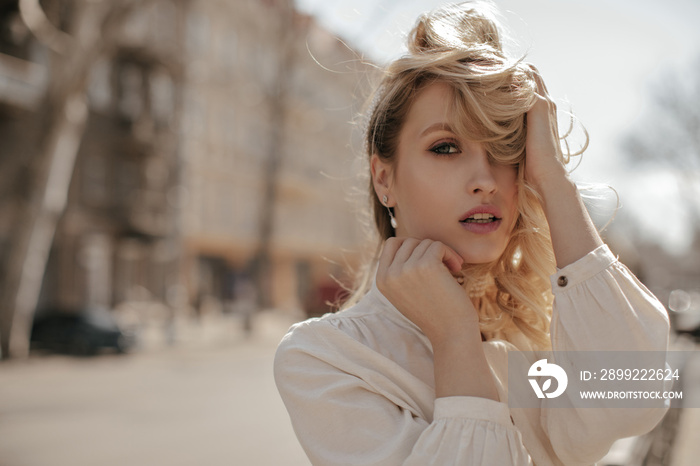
[180,0,371,316]
[0,0,373,348]
[0,0,186,326]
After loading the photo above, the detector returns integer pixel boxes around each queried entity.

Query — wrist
[432,329,499,400]
[529,164,574,202]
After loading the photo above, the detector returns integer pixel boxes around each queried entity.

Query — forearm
[534,166,603,269]
[432,329,499,401]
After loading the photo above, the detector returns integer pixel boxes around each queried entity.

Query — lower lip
[459,219,502,234]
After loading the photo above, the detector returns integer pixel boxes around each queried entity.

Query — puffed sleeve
[543,244,670,465]
[274,321,533,466]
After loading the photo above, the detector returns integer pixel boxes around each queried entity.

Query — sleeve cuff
[434,396,513,427]
[550,244,617,291]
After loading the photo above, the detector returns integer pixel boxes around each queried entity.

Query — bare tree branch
[622,58,700,232]
[18,0,74,54]
[0,0,160,359]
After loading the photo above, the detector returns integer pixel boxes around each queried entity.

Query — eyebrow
[420,122,456,137]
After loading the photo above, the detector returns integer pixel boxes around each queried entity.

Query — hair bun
[408,2,503,56]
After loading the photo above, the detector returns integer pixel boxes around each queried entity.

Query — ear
[370,153,394,205]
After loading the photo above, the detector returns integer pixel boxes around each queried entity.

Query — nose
[466,145,497,195]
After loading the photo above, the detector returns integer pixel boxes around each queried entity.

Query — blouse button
[557,276,568,287]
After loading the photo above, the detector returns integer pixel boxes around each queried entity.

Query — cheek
[497,167,519,223]
[496,166,518,199]
[396,159,443,203]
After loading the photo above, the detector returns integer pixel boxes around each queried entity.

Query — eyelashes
[429,140,460,156]
[428,139,519,168]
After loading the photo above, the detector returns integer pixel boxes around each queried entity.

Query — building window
[115,63,143,123]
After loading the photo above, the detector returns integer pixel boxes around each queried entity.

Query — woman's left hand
[524,65,569,191]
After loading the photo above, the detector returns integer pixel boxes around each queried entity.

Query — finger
[391,237,422,267]
[377,237,406,276]
[527,65,558,122]
[530,94,556,120]
[412,239,464,282]
[404,239,434,266]
[426,241,464,274]
[527,63,550,98]
[531,74,558,121]
[527,98,562,153]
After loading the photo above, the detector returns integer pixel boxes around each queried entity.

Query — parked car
[30,307,136,356]
[669,289,700,342]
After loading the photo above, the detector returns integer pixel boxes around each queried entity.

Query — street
[0,312,310,466]
[1,311,698,466]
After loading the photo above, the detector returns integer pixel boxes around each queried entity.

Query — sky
[295,0,700,254]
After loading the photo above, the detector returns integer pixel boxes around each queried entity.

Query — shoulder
[274,290,422,380]
[272,306,379,398]
[274,300,383,361]
[274,300,375,364]
[274,315,332,359]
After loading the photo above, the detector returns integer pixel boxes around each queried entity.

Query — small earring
[382,195,397,229]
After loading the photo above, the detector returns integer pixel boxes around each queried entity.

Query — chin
[460,252,500,265]
[456,242,508,266]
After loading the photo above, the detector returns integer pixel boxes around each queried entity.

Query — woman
[274,2,670,465]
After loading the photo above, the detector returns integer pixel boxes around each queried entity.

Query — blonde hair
[345,2,581,350]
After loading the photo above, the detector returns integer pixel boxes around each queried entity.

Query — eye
[429,141,460,156]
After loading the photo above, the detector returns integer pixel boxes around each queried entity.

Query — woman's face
[373,81,519,265]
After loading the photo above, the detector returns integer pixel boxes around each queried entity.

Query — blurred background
[0,0,698,465]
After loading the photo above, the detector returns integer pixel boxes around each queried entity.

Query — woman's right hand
[376,237,480,343]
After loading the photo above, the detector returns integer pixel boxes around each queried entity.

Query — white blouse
[274,244,670,465]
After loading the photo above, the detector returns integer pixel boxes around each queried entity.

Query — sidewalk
[3,310,697,466]
[129,306,301,353]
[669,341,700,466]
[0,309,310,466]
[602,336,700,466]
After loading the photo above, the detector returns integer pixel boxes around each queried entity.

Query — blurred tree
[0,0,155,359]
[622,58,700,231]
[249,0,306,310]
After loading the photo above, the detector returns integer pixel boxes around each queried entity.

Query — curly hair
[344,2,583,350]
